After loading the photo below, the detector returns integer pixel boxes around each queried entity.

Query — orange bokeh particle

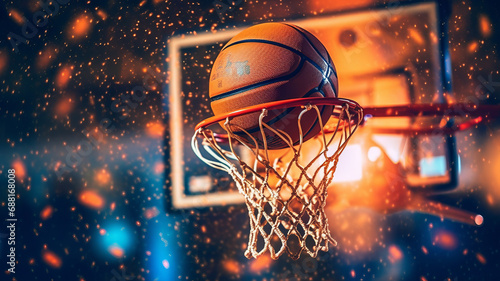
[12,159,27,180]
[42,251,62,268]
[146,122,165,138]
[222,259,241,275]
[55,65,74,89]
[108,245,125,258]
[55,96,75,116]
[95,168,111,185]
[388,245,403,263]
[249,254,272,273]
[476,253,487,264]
[68,13,93,40]
[434,231,457,250]
[40,205,54,220]
[79,190,105,210]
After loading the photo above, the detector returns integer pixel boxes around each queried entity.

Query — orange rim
[194,97,363,131]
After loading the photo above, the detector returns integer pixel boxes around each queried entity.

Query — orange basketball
[209,22,338,149]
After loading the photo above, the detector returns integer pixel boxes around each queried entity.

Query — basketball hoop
[192,97,363,259]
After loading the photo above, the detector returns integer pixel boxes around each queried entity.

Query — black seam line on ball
[210,57,306,102]
[235,86,326,135]
[280,23,337,89]
[212,39,329,102]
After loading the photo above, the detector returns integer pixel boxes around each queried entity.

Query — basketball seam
[222,39,327,79]
[210,57,306,102]
[280,23,337,92]
[212,39,333,101]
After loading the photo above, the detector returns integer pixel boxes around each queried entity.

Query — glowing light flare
[476,253,487,264]
[40,205,54,220]
[467,41,479,53]
[68,13,94,40]
[421,246,428,255]
[11,159,26,180]
[388,245,403,263]
[408,28,425,45]
[55,96,75,116]
[144,207,160,219]
[96,9,108,20]
[42,251,62,268]
[162,259,170,269]
[222,259,241,275]
[433,230,457,250]
[154,161,164,175]
[146,122,165,138]
[0,50,8,76]
[249,254,272,273]
[55,65,74,89]
[79,190,105,210]
[8,9,25,25]
[94,168,111,185]
[474,215,484,226]
[331,144,362,182]
[368,146,382,162]
[479,14,492,37]
[108,245,125,258]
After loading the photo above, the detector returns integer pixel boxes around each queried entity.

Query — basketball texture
[209,22,338,149]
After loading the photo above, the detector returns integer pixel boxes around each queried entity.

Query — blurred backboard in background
[166,1,457,210]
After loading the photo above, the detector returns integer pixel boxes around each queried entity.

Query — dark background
[0,0,499,280]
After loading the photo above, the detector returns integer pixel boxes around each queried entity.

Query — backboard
[166,1,456,210]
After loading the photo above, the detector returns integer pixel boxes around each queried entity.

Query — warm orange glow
[408,28,425,45]
[99,229,106,235]
[249,254,272,273]
[42,251,62,268]
[222,259,241,275]
[0,50,7,76]
[95,169,111,185]
[79,190,105,210]
[146,122,165,138]
[144,207,160,219]
[153,161,164,175]
[388,245,403,263]
[421,246,428,255]
[475,215,484,226]
[68,14,93,40]
[434,231,457,250]
[55,65,73,89]
[8,9,24,25]
[308,0,373,12]
[96,9,108,20]
[40,206,54,220]
[476,253,487,264]
[467,41,479,53]
[331,144,362,182]
[36,46,57,70]
[12,159,26,180]
[479,15,492,38]
[55,96,75,116]
[108,245,125,258]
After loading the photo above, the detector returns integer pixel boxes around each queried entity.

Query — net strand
[192,103,362,259]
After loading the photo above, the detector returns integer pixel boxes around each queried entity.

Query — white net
[192,102,363,259]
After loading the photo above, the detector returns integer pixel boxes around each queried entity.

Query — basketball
[209,22,338,149]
